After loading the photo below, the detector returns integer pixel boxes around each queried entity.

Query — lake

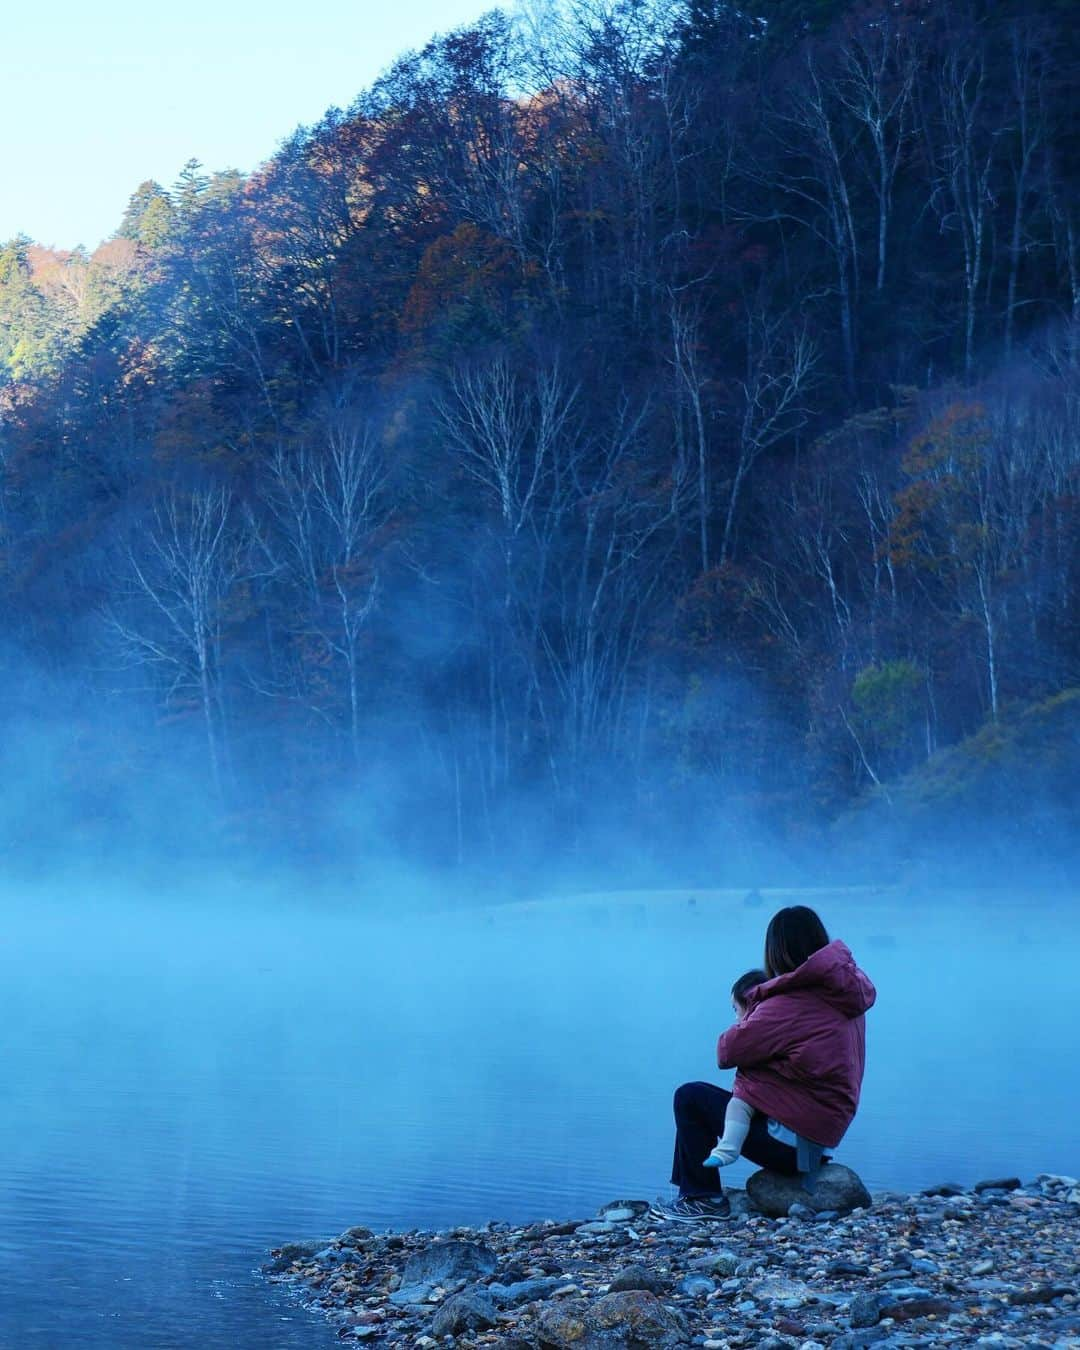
[2,884,1077,1346]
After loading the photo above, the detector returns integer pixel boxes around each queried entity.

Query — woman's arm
[717,997,793,1069]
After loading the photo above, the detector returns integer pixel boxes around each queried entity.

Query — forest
[0,0,1077,876]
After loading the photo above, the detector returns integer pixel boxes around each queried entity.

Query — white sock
[707,1097,754,1167]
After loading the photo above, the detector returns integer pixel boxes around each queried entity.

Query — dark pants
[671,1080,799,1197]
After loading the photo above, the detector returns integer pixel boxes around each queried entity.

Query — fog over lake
[2,883,1076,1347]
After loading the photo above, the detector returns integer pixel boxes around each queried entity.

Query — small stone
[875,1269,914,1284]
[972,1259,995,1275]
[487,1276,565,1306]
[751,1274,815,1307]
[1008,1286,1074,1306]
[680,1274,716,1297]
[388,1282,434,1307]
[922,1182,966,1197]
[879,1285,932,1301]
[690,1249,740,1276]
[879,1297,954,1322]
[262,1241,324,1275]
[726,1188,754,1217]
[850,1292,885,1328]
[788,1202,815,1220]
[598,1199,650,1221]
[608,1264,666,1295]
[828,1260,870,1277]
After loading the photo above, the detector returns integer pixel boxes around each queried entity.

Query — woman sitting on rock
[654,904,876,1222]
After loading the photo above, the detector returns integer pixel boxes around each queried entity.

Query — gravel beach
[263,1170,1079,1347]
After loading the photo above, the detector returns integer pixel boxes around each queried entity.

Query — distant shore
[263,1172,1079,1347]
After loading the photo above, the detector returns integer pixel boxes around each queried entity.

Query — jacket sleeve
[717,998,794,1069]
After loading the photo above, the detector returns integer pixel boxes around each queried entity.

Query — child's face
[733,998,748,1022]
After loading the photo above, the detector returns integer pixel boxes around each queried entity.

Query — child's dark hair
[731,968,768,1007]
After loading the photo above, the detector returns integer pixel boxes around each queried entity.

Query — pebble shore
[263,1172,1080,1348]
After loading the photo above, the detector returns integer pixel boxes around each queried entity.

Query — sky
[1,0,494,251]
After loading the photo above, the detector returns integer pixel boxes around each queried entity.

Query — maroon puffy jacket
[716,939,876,1148]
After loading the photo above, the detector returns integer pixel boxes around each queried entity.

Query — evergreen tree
[117,180,173,246]
[0,236,57,381]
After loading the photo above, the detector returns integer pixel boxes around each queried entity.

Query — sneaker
[649,1193,730,1222]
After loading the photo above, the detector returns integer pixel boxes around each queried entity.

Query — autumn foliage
[0,0,1077,869]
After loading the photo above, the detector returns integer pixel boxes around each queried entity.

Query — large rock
[746,1163,871,1218]
[535,1289,688,1348]
[403,1238,497,1285]
[430,1289,499,1336]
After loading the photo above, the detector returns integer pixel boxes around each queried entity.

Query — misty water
[2,885,1078,1347]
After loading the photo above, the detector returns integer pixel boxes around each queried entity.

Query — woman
[654,905,876,1221]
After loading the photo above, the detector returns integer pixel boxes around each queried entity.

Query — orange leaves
[888,400,990,569]
[889,478,949,567]
[400,222,520,337]
[902,399,988,478]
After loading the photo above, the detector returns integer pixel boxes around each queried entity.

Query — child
[702,968,768,1169]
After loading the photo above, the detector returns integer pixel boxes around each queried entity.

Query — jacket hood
[751,939,876,1019]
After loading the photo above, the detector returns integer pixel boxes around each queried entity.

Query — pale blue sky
[2,0,494,250]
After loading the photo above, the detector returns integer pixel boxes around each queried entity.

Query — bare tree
[1001,22,1051,357]
[834,11,916,293]
[436,355,581,794]
[541,395,680,779]
[437,354,682,808]
[669,300,711,573]
[262,394,390,763]
[720,311,819,564]
[752,50,861,393]
[925,35,999,380]
[108,487,247,796]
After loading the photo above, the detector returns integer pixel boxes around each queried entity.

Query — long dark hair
[764,906,830,978]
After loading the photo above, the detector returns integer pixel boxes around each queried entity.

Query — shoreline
[263,1171,1079,1348]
